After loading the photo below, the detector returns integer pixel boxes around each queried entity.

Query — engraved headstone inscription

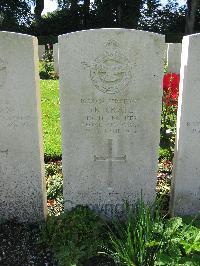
[0,32,46,222]
[59,29,165,217]
[170,34,200,216]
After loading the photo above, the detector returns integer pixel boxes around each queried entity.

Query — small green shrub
[45,162,62,179]
[46,173,63,201]
[45,162,64,215]
[103,200,200,266]
[39,49,58,80]
[156,217,200,265]
[40,197,200,266]
[40,206,108,266]
[160,105,177,161]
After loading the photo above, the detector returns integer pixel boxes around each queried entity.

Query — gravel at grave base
[0,220,116,266]
[0,220,57,266]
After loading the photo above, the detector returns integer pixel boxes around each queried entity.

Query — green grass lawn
[40,80,62,161]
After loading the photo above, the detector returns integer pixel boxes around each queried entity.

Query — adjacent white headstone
[164,43,168,61]
[170,34,200,216]
[53,43,59,75]
[167,43,182,73]
[38,45,45,60]
[0,32,47,222]
[59,29,165,217]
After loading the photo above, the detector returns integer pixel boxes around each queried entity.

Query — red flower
[163,73,180,106]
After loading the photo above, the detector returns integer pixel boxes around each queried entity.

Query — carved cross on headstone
[94,139,126,187]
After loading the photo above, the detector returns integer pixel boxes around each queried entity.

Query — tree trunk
[116,1,123,26]
[123,0,144,29]
[34,0,44,26]
[83,0,90,29]
[185,0,199,34]
[70,0,79,11]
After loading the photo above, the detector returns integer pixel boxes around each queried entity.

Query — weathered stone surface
[164,43,168,60]
[59,29,165,217]
[170,34,200,216]
[0,32,47,222]
[167,43,182,73]
[53,43,59,75]
[38,45,45,60]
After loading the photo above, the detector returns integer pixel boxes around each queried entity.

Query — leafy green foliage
[40,206,108,266]
[102,200,200,266]
[47,173,63,200]
[39,49,58,80]
[45,162,64,215]
[46,162,63,200]
[139,0,186,34]
[0,0,33,32]
[0,0,195,38]
[156,160,172,213]
[160,105,177,161]
[103,200,164,266]
[39,195,200,266]
[156,217,200,265]
[30,0,188,38]
[40,80,61,160]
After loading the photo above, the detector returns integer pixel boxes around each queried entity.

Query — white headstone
[0,32,47,222]
[53,43,59,75]
[38,45,45,60]
[59,29,165,217]
[167,43,182,73]
[170,34,200,216]
[164,43,168,60]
